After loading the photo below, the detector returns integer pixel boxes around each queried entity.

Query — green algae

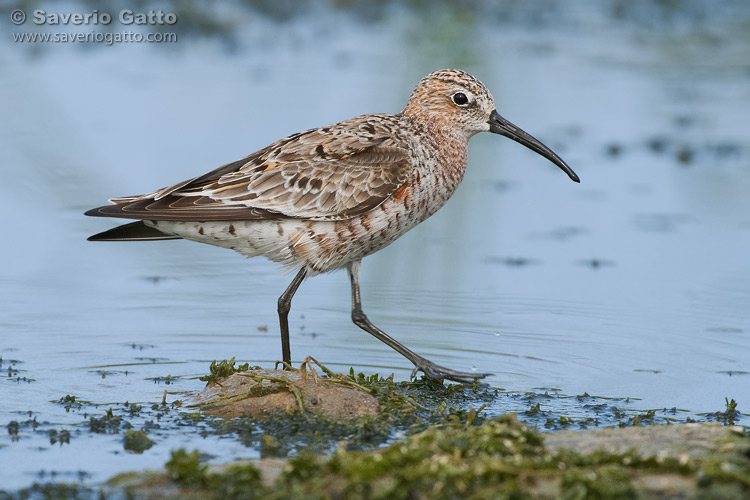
[199,358,259,383]
[3,357,35,384]
[1,393,748,499]
[204,370,498,456]
[210,463,264,500]
[123,429,154,453]
[699,398,741,426]
[89,408,121,434]
[146,374,180,385]
[146,367,749,499]
[165,449,208,487]
[192,362,743,457]
[163,450,265,499]
[48,429,71,445]
[1,361,746,499]
[7,421,20,441]
[132,416,750,500]
[0,482,99,500]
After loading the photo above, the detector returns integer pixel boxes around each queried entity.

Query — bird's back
[86,111,469,273]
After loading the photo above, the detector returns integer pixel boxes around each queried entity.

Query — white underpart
[143,200,411,276]
[144,219,325,271]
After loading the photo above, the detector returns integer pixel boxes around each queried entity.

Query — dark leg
[347,260,491,383]
[278,267,307,365]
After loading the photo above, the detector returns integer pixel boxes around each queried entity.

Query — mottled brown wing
[86,115,413,222]
[203,145,409,219]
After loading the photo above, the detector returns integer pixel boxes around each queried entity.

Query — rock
[545,422,746,458]
[185,368,379,420]
[105,419,750,499]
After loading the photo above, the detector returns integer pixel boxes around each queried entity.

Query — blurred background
[1,0,749,489]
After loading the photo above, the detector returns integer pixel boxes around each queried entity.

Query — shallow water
[2,0,750,491]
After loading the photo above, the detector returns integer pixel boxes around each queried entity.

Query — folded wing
[85,115,412,222]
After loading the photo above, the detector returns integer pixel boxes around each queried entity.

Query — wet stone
[544,422,746,458]
[105,419,750,500]
[185,368,380,420]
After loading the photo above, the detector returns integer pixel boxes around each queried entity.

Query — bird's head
[404,69,579,182]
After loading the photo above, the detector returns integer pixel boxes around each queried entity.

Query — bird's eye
[452,92,469,106]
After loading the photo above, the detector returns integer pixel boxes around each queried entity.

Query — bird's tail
[87,221,181,242]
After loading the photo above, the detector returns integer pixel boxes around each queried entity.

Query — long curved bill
[489,110,580,183]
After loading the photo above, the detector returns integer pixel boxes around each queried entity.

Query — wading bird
[86,69,579,383]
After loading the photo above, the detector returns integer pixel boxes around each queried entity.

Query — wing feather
[87,114,412,222]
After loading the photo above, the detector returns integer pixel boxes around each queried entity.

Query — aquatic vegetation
[48,429,71,445]
[2,362,746,499]
[721,398,740,426]
[89,408,121,434]
[697,398,743,426]
[164,449,266,499]
[7,421,19,441]
[146,374,180,385]
[5,416,40,444]
[203,367,498,456]
[165,449,208,486]
[3,357,34,383]
[123,429,154,453]
[0,482,97,500]
[193,361,744,457]
[137,416,750,500]
[199,357,257,383]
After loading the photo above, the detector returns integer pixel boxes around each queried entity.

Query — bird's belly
[144,190,443,275]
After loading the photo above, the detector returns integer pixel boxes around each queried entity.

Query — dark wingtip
[87,221,181,242]
[84,207,105,217]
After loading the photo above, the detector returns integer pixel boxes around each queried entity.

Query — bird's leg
[277,267,307,367]
[346,261,491,384]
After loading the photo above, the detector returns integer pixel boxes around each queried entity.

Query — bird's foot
[410,359,491,384]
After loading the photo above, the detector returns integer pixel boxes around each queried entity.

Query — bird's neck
[406,113,469,184]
